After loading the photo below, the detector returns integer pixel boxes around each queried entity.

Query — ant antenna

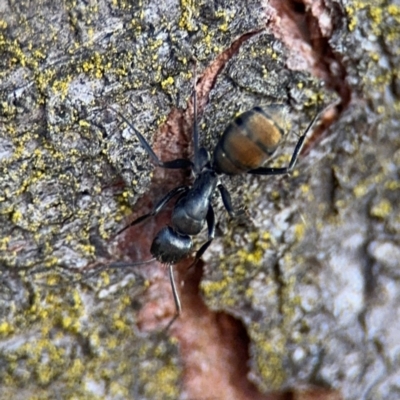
[106,258,156,269]
[31,258,157,289]
[164,263,182,331]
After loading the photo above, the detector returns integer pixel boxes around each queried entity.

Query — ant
[109,69,323,329]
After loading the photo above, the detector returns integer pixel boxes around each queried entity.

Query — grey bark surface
[0,0,399,399]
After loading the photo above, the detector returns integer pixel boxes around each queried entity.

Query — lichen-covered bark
[203,1,400,399]
[0,0,399,399]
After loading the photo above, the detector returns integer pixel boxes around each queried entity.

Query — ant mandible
[109,67,322,329]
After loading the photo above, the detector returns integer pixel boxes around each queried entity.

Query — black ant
[109,70,324,329]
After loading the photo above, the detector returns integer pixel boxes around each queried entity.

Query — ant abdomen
[213,105,287,175]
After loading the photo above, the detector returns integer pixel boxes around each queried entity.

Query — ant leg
[217,184,245,217]
[109,106,193,170]
[164,263,181,331]
[192,60,201,174]
[248,109,320,176]
[189,205,215,269]
[190,62,211,172]
[117,185,189,235]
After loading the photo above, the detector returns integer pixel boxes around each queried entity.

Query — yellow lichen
[370,199,392,218]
